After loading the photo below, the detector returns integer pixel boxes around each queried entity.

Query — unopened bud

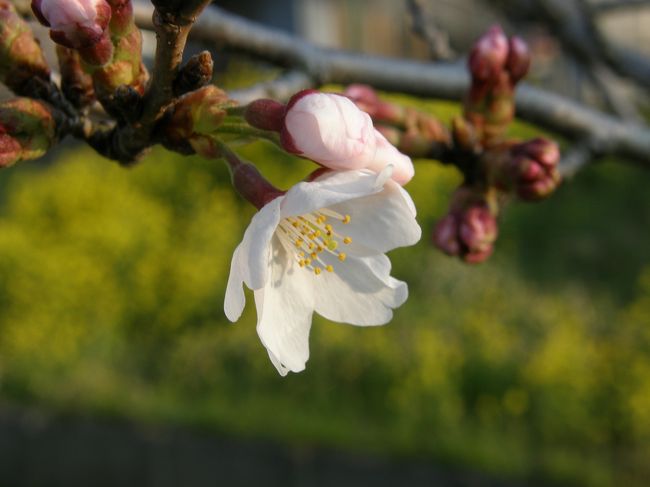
[162,85,235,153]
[0,98,56,167]
[0,1,50,94]
[468,25,509,83]
[106,0,133,36]
[344,84,406,126]
[91,27,148,109]
[344,84,381,115]
[433,188,499,264]
[32,0,114,66]
[174,50,214,97]
[451,116,479,151]
[244,99,286,132]
[506,36,531,84]
[507,137,561,200]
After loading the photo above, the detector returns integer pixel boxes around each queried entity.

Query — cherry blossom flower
[224,166,421,375]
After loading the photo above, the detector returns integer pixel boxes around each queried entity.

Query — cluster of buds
[344,84,450,159]
[338,26,559,264]
[465,25,531,147]
[494,137,561,200]
[0,1,50,95]
[0,98,56,168]
[433,187,498,264]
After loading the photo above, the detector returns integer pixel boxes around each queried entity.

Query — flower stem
[216,123,281,145]
[213,139,284,209]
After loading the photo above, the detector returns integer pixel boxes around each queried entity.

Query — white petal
[238,197,283,289]
[280,168,390,219]
[313,253,407,326]
[255,236,315,375]
[327,179,422,255]
[224,245,246,321]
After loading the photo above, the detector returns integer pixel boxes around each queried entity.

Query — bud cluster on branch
[0,2,563,375]
[337,26,561,263]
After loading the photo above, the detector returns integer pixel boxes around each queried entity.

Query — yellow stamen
[326,265,334,272]
[338,253,347,262]
[342,215,351,224]
[314,267,322,275]
[343,237,352,244]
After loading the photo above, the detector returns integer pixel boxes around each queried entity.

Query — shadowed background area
[1,1,650,486]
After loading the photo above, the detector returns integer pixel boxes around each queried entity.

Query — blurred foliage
[0,97,648,487]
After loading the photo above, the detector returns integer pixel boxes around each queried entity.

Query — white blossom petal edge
[224,166,421,376]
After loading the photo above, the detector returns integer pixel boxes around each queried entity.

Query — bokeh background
[1,1,650,486]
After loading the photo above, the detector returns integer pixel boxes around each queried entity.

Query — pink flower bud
[468,25,509,83]
[509,138,561,200]
[282,91,376,168]
[432,214,461,256]
[459,206,498,254]
[433,190,498,264]
[32,0,111,49]
[281,90,414,185]
[506,36,531,84]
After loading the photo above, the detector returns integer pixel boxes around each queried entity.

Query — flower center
[277,209,352,275]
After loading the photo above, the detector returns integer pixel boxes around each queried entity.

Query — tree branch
[132,2,650,169]
[100,0,210,163]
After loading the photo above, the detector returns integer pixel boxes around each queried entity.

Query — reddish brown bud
[0,98,56,167]
[507,137,561,200]
[506,36,531,84]
[344,84,381,115]
[433,188,499,264]
[468,25,509,83]
[174,50,214,97]
[244,99,286,132]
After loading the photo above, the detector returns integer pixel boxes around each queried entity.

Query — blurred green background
[0,95,649,487]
